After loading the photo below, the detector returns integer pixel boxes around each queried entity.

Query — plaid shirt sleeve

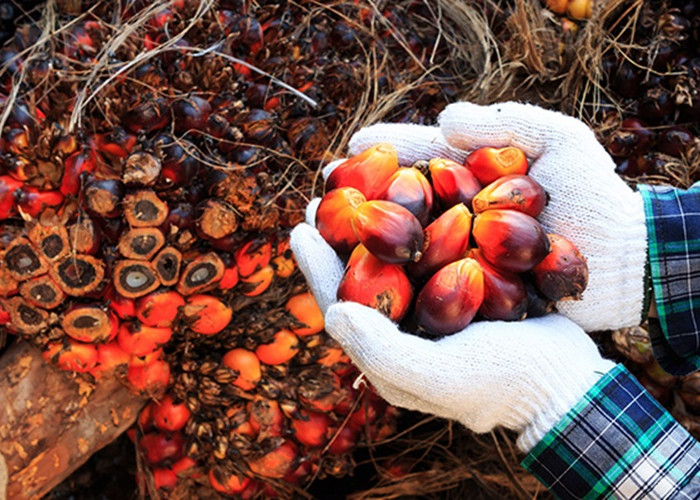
[638,183,700,376]
[522,364,700,499]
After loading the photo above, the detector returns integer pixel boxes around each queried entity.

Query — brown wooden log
[0,340,146,500]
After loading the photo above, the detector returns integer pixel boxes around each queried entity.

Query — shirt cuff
[638,183,700,376]
[522,364,700,499]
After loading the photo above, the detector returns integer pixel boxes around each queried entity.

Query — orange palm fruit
[315,187,366,255]
[465,146,528,185]
[91,341,131,378]
[129,349,164,367]
[152,394,191,432]
[568,0,593,19]
[235,235,272,277]
[472,174,547,217]
[546,0,567,14]
[468,249,528,321]
[325,143,399,199]
[135,290,185,327]
[414,258,484,336]
[219,263,239,290]
[255,329,299,365]
[429,158,482,208]
[117,321,173,356]
[209,469,251,495]
[379,167,433,225]
[248,398,285,438]
[107,288,136,319]
[351,200,424,264]
[127,359,171,394]
[407,203,472,278]
[43,339,99,373]
[472,209,551,273]
[291,410,332,448]
[247,440,298,479]
[240,265,274,297]
[285,292,324,336]
[532,234,588,301]
[222,348,261,391]
[184,294,233,334]
[271,237,295,278]
[337,244,413,322]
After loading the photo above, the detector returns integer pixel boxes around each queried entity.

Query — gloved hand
[290,101,635,451]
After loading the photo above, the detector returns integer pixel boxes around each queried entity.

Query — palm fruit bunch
[0,0,476,495]
[595,0,699,180]
[316,143,588,337]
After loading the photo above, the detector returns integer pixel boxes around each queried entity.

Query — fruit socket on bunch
[317,143,589,336]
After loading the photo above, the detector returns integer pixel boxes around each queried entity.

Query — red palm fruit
[524,281,555,318]
[472,210,550,273]
[222,348,261,391]
[407,204,472,278]
[139,402,155,431]
[91,341,130,378]
[107,289,136,319]
[291,410,332,448]
[465,146,528,185]
[152,395,191,432]
[15,187,64,217]
[326,143,399,199]
[62,304,119,343]
[172,96,212,133]
[328,425,359,454]
[429,158,482,208]
[351,200,424,264]
[316,187,366,255]
[136,290,185,327]
[60,149,98,196]
[285,292,324,336]
[235,236,272,277]
[118,321,173,356]
[256,329,299,365]
[43,340,99,373]
[171,457,197,475]
[349,394,388,429]
[0,176,23,218]
[240,265,274,297]
[248,398,285,438]
[0,303,10,325]
[415,258,484,336]
[90,128,137,158]
[140,432,185,465]
[127,359,170,395]
[123,97,170,134]
[219,257,239,290]
[152,468,177,491]
[248,440,298,479]
[209,469,251,495]
[532,234,588,301]
[472,174,547,217]
[380,167,433,226]
[183,294,232,335]
[337,244,413,322]
[468,249,527,321]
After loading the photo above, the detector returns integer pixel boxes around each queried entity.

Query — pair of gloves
[290,102,648,452]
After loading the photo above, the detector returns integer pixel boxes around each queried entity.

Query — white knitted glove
[290,224,615,452]
[344,102,648,332]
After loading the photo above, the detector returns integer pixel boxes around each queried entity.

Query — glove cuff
[515,359,616,452]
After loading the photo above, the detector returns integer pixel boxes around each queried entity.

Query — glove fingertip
[305,198,321,226]
[322,159,346,180]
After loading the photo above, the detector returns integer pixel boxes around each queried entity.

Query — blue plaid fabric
[638,183,700,376]
[522,364,700,499]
